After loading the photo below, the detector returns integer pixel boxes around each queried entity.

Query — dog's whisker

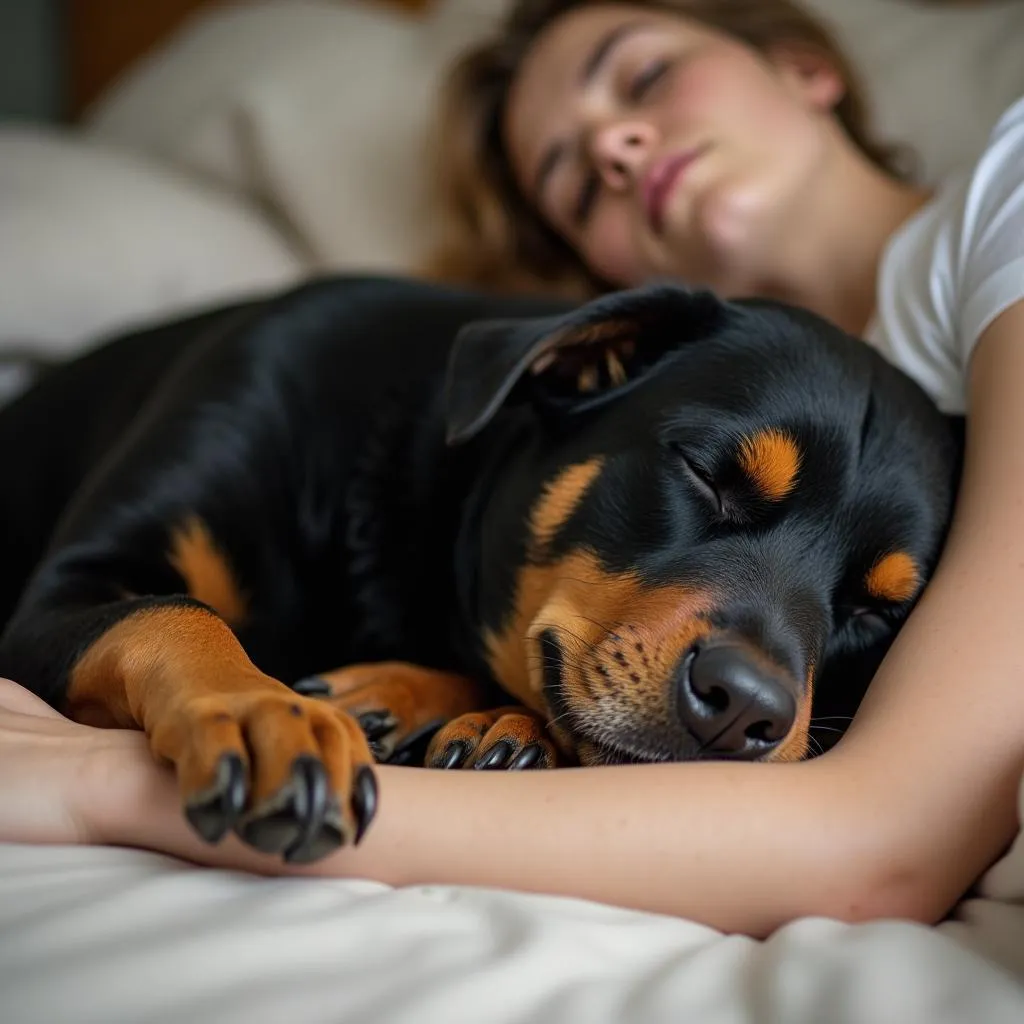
[525,623,592,657]
[573,613,618,634]
[545,709,578,730]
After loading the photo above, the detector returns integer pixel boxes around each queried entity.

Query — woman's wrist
[76,727,368,876]
[0,681,159,849]
[77,728,160,847]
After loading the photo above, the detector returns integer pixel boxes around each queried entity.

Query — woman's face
[503,4,846,294]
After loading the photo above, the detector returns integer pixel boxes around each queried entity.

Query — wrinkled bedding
[1,773,1021,1024]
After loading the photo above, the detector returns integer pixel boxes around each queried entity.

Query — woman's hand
[0,677,147,847]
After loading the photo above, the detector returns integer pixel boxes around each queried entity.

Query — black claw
[352,765,379,845]
[238,810,298,855]
[386,718,445,767]
[509,744,544,770]
[439,741,469,769]
[185,752,247,844]
[384,745,414,767]
[284,755,330,857]
[292,676,333,697]
[475,740,513,770]
[284,759,343,863]
[357,710,399,741]
[239,755,333,858]
[284,814,343,864]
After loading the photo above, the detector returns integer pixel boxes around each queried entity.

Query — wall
[0,0,63,121]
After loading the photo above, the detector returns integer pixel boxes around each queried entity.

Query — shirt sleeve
[958,96,1024,368]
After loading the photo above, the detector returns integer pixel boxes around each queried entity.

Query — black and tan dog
[0,276,960,864]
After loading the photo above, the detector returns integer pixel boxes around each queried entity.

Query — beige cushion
[802,0,1024,182]
[0,126,304,360]
[86,0,505,276]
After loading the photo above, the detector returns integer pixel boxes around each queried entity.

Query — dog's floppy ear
[444,284,726,445]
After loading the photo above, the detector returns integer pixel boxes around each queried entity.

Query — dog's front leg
[0,596,378,862]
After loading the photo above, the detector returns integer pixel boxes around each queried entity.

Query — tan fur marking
[528,459,604,554]
[768,668,814,763]
[168,517,248,626]
[65,606,264,730]
[308,662,490,742]
[559,318,635,349]
[484,548,712,712]
[865,551,920,603]
[577,364,599,392]
[606,350,627,386]
[530,320,637,384]
[738,429,801,501]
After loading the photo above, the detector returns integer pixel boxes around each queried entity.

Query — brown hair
[424,0,908,298]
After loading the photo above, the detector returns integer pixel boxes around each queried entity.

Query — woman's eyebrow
[582,20,646,86]
[532,20,648,202]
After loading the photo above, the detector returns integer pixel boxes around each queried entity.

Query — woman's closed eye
[627,58,671,103]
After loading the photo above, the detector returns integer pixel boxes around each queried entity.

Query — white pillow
[0,126,304,360]
[801,0,1024,183]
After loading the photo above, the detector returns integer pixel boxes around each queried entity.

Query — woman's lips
[643,148,704,235]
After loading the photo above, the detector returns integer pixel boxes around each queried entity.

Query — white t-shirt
[866,96,1024,414]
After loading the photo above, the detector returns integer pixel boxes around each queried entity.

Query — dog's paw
[356,709,446,766]
[424,707,559,770]
[153,676,378,863]
[293,664,485,766]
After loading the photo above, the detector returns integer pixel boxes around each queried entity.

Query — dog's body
[0,275,961,863]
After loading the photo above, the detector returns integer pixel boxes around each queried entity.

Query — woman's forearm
[91,737,899,938]
[821,309,1024,925]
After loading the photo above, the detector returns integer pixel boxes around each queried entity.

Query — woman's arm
[93,734,874,933]
[825,300,1024,915]
[0,685,880,937]
[6,307,1023,937]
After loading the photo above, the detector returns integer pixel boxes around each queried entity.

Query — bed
[2,2,1024,1020]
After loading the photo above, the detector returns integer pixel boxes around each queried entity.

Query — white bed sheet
[1,770,1022,1024]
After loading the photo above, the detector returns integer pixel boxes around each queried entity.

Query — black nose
[677,644,797,759]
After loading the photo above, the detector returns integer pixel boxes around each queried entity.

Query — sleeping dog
[0,276,960,863]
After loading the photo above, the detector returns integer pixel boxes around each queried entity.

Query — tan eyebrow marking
[865,552,920,603]
[737,429,802,501]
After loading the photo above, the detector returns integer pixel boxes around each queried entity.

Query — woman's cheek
[661,57,720,126]
[585,213,649,287]
[665,46,806,148]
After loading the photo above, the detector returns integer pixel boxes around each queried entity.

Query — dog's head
[445,285,960,764]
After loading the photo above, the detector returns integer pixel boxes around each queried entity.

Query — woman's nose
[589,120,657,188]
